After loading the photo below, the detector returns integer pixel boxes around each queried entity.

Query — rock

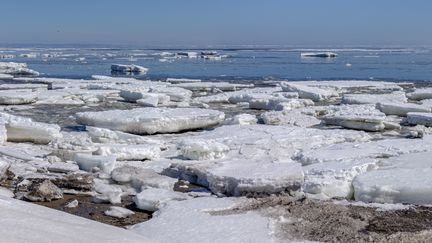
[24,180,63,202]
[104,206,135,218]
[133,188,188,211]
[76,108,225,135]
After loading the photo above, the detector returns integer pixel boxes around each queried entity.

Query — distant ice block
[376,102,431,116]
[300,52,338,58]
[111,64,148,74]
[0,62,39,76]
[407,112,432,126]
[341,92,407,105]
[281,82,338,102]
[407,88,432,100]
[166,78,201,83]
[76,108,225,135]
[0,90,38,105]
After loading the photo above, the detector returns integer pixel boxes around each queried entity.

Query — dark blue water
[1,46,432,82]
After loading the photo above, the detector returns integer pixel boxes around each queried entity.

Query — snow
[179,139,230,160]
[341,92,407,105]
[74,153,116,174]
[133,188,188,211]
[0,90,38,105]
[376,102,431,116]
[281,82,338,102]
[111,64,148,73]
[0,196,152,243]
[76,108,225,135]
[0,187,14,198]
[104,206,135,218]
[353,151,432,204]
[94,144,161,161]
[0,113,62,144]
[131,197,274,243]
[407,112,432,126]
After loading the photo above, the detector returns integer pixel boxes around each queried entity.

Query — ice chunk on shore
[0,113,62,144]
[179,139,230,160]
[407,88,432,100]
[166,78,201,83]
[341,92,407,105]
[0,62,39,76]
[223,114,257,125]
[376,102,431,116]
[322,104,388,131]
[172,82,253,92]
[261,111,321,127]
[95,144,161,161]
[0,196,152,243]
[111,64,148,74]
[104,206,135,218]
[76,108,225,134]
[407,112,432,126]
[111,166,177,190]
[281,82,338,102]
[74,153,116,174]
[133,188,188,211]
[131,197,274,243]
[0,90,38,105]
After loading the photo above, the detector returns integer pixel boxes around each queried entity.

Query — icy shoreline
[2,62,432,242]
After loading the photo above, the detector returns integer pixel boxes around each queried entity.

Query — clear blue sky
[1,0,431,46]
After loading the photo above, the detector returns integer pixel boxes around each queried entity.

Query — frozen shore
[2,62,432,242]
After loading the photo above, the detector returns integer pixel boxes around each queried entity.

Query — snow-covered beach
[2,58,432,242]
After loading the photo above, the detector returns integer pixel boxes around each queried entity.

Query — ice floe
[76,108,225,134]
[111,64,148,74]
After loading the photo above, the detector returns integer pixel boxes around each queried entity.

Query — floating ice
[111,64,148,74]
[104,206,135,218]
[0,62,39,76]
[74,153,116,174]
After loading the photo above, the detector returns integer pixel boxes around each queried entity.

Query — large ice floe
[111,64,148,74]
[166,125,370,196]
[76,108,225,134]
[0,196,152,243]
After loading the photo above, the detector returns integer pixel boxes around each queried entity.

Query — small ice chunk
[94,144,161,161]
[261,111,321,127]
[376,102,431,116]
[224,114,257,125]
[111,166,177,190]
[179,139,230,160]
[133,188,188,211]
[104,206,135,218]
[341,92,407,105]
[281,82,338,102]
[0,90,38,105]
[65,199,79,208]
[74,153,116,174]
[407,112,432,127]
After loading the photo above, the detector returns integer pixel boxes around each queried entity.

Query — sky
[1,0,432,47]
